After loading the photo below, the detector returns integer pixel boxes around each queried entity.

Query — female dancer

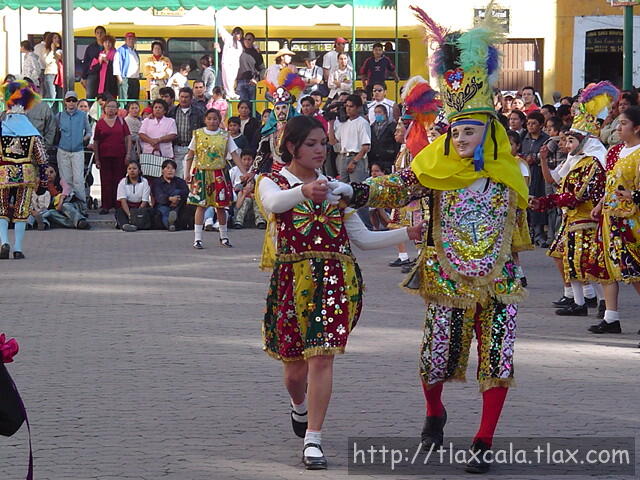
[185,108,240,248]
[256,116,421,469]
[589,105,640,334]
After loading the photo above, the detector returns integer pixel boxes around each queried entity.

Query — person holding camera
[521,111,550,246]
[327,94,371,182]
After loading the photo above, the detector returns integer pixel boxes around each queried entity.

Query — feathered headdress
[571,81,620,137]
[265,68,306,105]
[401,76,441,156]
[411,1,503,121]
[1,80,40,113]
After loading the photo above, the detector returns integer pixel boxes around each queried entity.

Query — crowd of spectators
[10,25,640,249]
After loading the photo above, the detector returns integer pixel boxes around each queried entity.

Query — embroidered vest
[193,128,228,170]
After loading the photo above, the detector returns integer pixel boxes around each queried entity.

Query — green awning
[3,0,395,10]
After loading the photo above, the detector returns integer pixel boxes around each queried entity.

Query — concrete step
[86,211,117,229]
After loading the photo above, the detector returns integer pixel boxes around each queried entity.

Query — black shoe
[290,407,307,438]
[585,296,598,308]
[77,219,90,230]
[219,238,233,248]
[389,257,411,267]
[588,320,621,334]
[204,224,215,232]
[555,302,588,316]
[99,208,109,215]
[193,240,204,250]
[597,300,606,319]
[168,211,177,232]
[552,295,573,307]
[465,440,491,474]
[256,222,267,230]
[302,443,327,470]
[232,223,244,229]
[13,251,25,259]
[520,276,528,288]
[0,243,9,259]
[421,408,447,450]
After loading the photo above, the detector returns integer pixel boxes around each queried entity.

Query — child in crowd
[367,163,391,230]
[227,116,248,151]
[206,87,228,126]
[186,108,240,248]
[27,187,51,230]
[261,108,272,128]
[141,106,153,120]
[167,63,190,98]
[125,102,142,162]
[231,149,265,229]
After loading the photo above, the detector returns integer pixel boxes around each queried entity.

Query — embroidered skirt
[187,168,232,208]
[263,256,363,361]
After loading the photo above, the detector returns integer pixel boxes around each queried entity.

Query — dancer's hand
[407,221,426,241]
[528,197,540,210]
[301,179,329,203]
[327,181,353,204]
[591,202,603,220]
[615,187,632,202]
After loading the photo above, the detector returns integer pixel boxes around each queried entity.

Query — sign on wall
[585,29,624,53]
[474,8,510,33]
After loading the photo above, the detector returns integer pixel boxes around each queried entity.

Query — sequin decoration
[436,181,511,281]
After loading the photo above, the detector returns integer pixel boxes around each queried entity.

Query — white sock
[219,224,228,239]
[583,283,595,298]
[291,397,307,422]
[603,310,620,323]
[570,281,585,306]
[304,430,323,457]
[398,252,409,261]
[194,224,203,242]
[593,283,605,302]
[564,285,574,298]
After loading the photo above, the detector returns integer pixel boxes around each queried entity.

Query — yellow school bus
[72,22,427,103]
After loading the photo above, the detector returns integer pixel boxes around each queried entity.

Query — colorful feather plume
[402,75,441,115]
[410,5,449,46]
[579,81,620,119]
[277,68,306,99]
[1,80,40,111]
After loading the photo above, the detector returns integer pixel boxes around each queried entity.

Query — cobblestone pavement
[1,226,639,480]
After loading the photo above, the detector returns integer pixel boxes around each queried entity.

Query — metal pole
[351,3,356,81]
[394,0,399,99]
[61,0,75,91]
[214,9,219,85]
[265,7,269,67]
[623,5,634,90]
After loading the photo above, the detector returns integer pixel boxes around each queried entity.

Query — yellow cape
[410,114,529,209]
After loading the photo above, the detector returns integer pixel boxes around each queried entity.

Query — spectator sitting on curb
[152,159,189,231]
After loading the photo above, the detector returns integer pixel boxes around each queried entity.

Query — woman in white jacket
[217,23,244,100]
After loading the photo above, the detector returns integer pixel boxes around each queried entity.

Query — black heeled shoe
[302,443,327,470]
[421,408,447,450]
[465,439,491,474]
[13,251,25,259]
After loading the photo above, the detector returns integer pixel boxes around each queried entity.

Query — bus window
[290,38,410,80]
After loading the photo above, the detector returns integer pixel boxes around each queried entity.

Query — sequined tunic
[260,172,363,361]
[533,155,607,282]
[351,166,522,391]
[0,134,47,188]
[598,144,640,283]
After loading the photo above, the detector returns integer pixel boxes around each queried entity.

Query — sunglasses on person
[65,98,78,102]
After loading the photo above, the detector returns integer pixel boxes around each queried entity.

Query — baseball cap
[125,32,136,38]
[64,90,78,100]
[335,37,348,44]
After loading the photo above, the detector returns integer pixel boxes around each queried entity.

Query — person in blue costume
[0,81,48,259]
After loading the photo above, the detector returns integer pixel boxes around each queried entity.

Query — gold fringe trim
[495,289,529,305]
[431,188,518,288]
[276,251,355,264]
[303,346,346,359]
[567,222,598,233]
[479,377,514,393]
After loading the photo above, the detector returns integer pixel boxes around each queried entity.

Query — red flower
[0,333,19,363]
